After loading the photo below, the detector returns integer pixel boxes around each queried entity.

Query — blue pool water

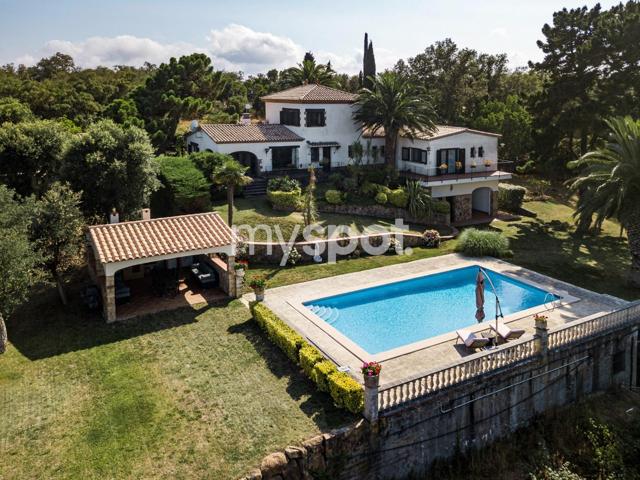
[303,266,558,355]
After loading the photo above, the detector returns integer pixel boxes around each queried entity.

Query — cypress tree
[362,33,376,90]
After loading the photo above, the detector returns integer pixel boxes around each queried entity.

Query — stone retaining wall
[318,202,450,226]
[241,323,639,479]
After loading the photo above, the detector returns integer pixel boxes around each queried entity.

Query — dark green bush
[155,155,210,214]
[267,176,300,193]
[325,189,343,204]
[434,200,451,214]
[328,172,344,189]
[190,151,231,178]
[498,183,526,212]
[267,190,301,210]
[455,228,511,257]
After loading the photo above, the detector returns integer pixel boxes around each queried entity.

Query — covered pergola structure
[87,212,238,322]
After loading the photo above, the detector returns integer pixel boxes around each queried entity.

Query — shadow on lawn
[227,318,355,429]
[8,285,233,361]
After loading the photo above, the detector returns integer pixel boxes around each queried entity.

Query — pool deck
[258,254,629,388]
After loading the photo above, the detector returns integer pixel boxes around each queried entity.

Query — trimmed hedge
[251,303,364,414]
[299,343,324,378]
[328,371,364,413]
[267,176,300,193]
[498,183,526,212]
[434,200,451,214]
[251,303,304,363]
[388,188,408,208]
[267,189,301,210]
[325,189,344,205]
[375,192,388,205]
[455,228,511,257]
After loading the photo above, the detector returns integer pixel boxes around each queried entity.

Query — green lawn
[0,293,352,479]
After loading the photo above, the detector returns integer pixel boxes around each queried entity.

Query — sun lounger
[490,322,525,341]
[456,329,490,350]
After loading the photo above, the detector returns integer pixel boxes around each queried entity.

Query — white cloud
[490,27,509,39]
[16,35,201,68]
[10,24,400,76]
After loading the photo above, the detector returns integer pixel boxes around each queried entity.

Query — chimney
[109,208,119,224]
[141,208,151,221]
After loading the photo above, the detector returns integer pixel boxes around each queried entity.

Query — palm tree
[353,71,437,168]
[280,58,338,88]
[212,157,252,227]
[567,116,640,286]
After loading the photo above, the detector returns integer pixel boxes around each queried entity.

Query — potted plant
[361,361,382,388]
[455,161,463,171]
[470,161,477,169]
[438,163,448,175]
[534,312,548,328]
[484,160,492,168]
[249,276,267,301]
[234,260,248,277]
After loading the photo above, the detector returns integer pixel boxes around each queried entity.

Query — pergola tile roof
[88,212,233,264]
[364,125,501,140]
[261,84,358,103]
[199,123,303,144]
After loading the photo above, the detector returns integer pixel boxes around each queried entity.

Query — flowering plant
[484,160,492,167]
[361,361,382,377]
[470,162,477,168]
[234,260,249,271]
[249,276,267,290]
[534,313,548,322]
[438,163,448,170]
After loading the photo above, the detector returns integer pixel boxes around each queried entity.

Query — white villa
[185,83,512,223]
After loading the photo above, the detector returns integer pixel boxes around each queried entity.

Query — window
[411,148,427,164]
[436,148,465,173]
[380,146,385,157]
[613,350,626,374]
[311,147,320,163]
[271,146,297,170]
[280,108,300,126]
[478,146,484,157]
[188,142,200,153]
[401,147,410,161]
[470,147,476,158]
[348,145,353,158]
[305,109,326,127]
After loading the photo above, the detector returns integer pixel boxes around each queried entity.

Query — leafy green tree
[211,158,252,227]
[0,119,71,196]
[62,119,159,219]
[473,95,533,166]
[103,98,144,128]
[190,151,231,178]
[354,71,437,167]
[0,185,41,354]
[567,117,640,286]
[280,56,338,88]
[133,53,228,153]
[245,69,281,116]
[155,155,211,214]
[0,97,34,123]
[29,52,77,80]
[29,183,84,305]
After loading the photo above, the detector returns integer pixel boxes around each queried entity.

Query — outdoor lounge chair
[490,322,526,342]
[456,329,490,350]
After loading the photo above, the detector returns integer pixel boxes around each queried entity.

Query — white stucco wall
[398,131,500,175]
[430,179,500,199]
[264,101,383,168]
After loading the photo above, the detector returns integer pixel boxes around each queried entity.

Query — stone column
[363,375,380,423]
[227,255,237,298]
[534,315,549,362]
[491,190,499,216]
[452,194,472,223]
[103,275,116,323]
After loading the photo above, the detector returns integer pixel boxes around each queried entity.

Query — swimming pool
[303,265,559,355]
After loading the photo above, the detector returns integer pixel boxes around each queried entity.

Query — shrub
[312,360,338,392]
[422,229,441,248]
[251,303,304,363]
[375,192,388,205]
[267,190,301,210]
[388,188,409,208]
[285,246,302,265]
[359,181,378,197]
[375,184,392,195]
[342,177,359,193]
[455,228,511,257]
[299,344,324,378]
[190,151,230,178]
[498,183,526,212]
[155,155,210,214]
[325,189,343,204]
[267,176,300,193]
[328,172,344,189]
[327,371,364,414]
[434,200,450,214]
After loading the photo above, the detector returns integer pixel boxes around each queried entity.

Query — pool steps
[307,305,339,325]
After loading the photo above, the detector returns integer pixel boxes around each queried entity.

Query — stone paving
[261,254,628,388]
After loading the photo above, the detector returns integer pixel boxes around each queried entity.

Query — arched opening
[230,151,259,177]
[471,187,492,215]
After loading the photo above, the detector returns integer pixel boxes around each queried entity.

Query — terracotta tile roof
[363,125,501,140]
[88,212,233,264]
[199,124,303,144]
[261,84,358,103]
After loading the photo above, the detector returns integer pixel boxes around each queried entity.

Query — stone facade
[243,322,639,480]
[452,194,472,223]
[318,203,451,227]
[491,190,499,216]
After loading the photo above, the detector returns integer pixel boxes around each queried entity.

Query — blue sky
[0,0,620,74]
